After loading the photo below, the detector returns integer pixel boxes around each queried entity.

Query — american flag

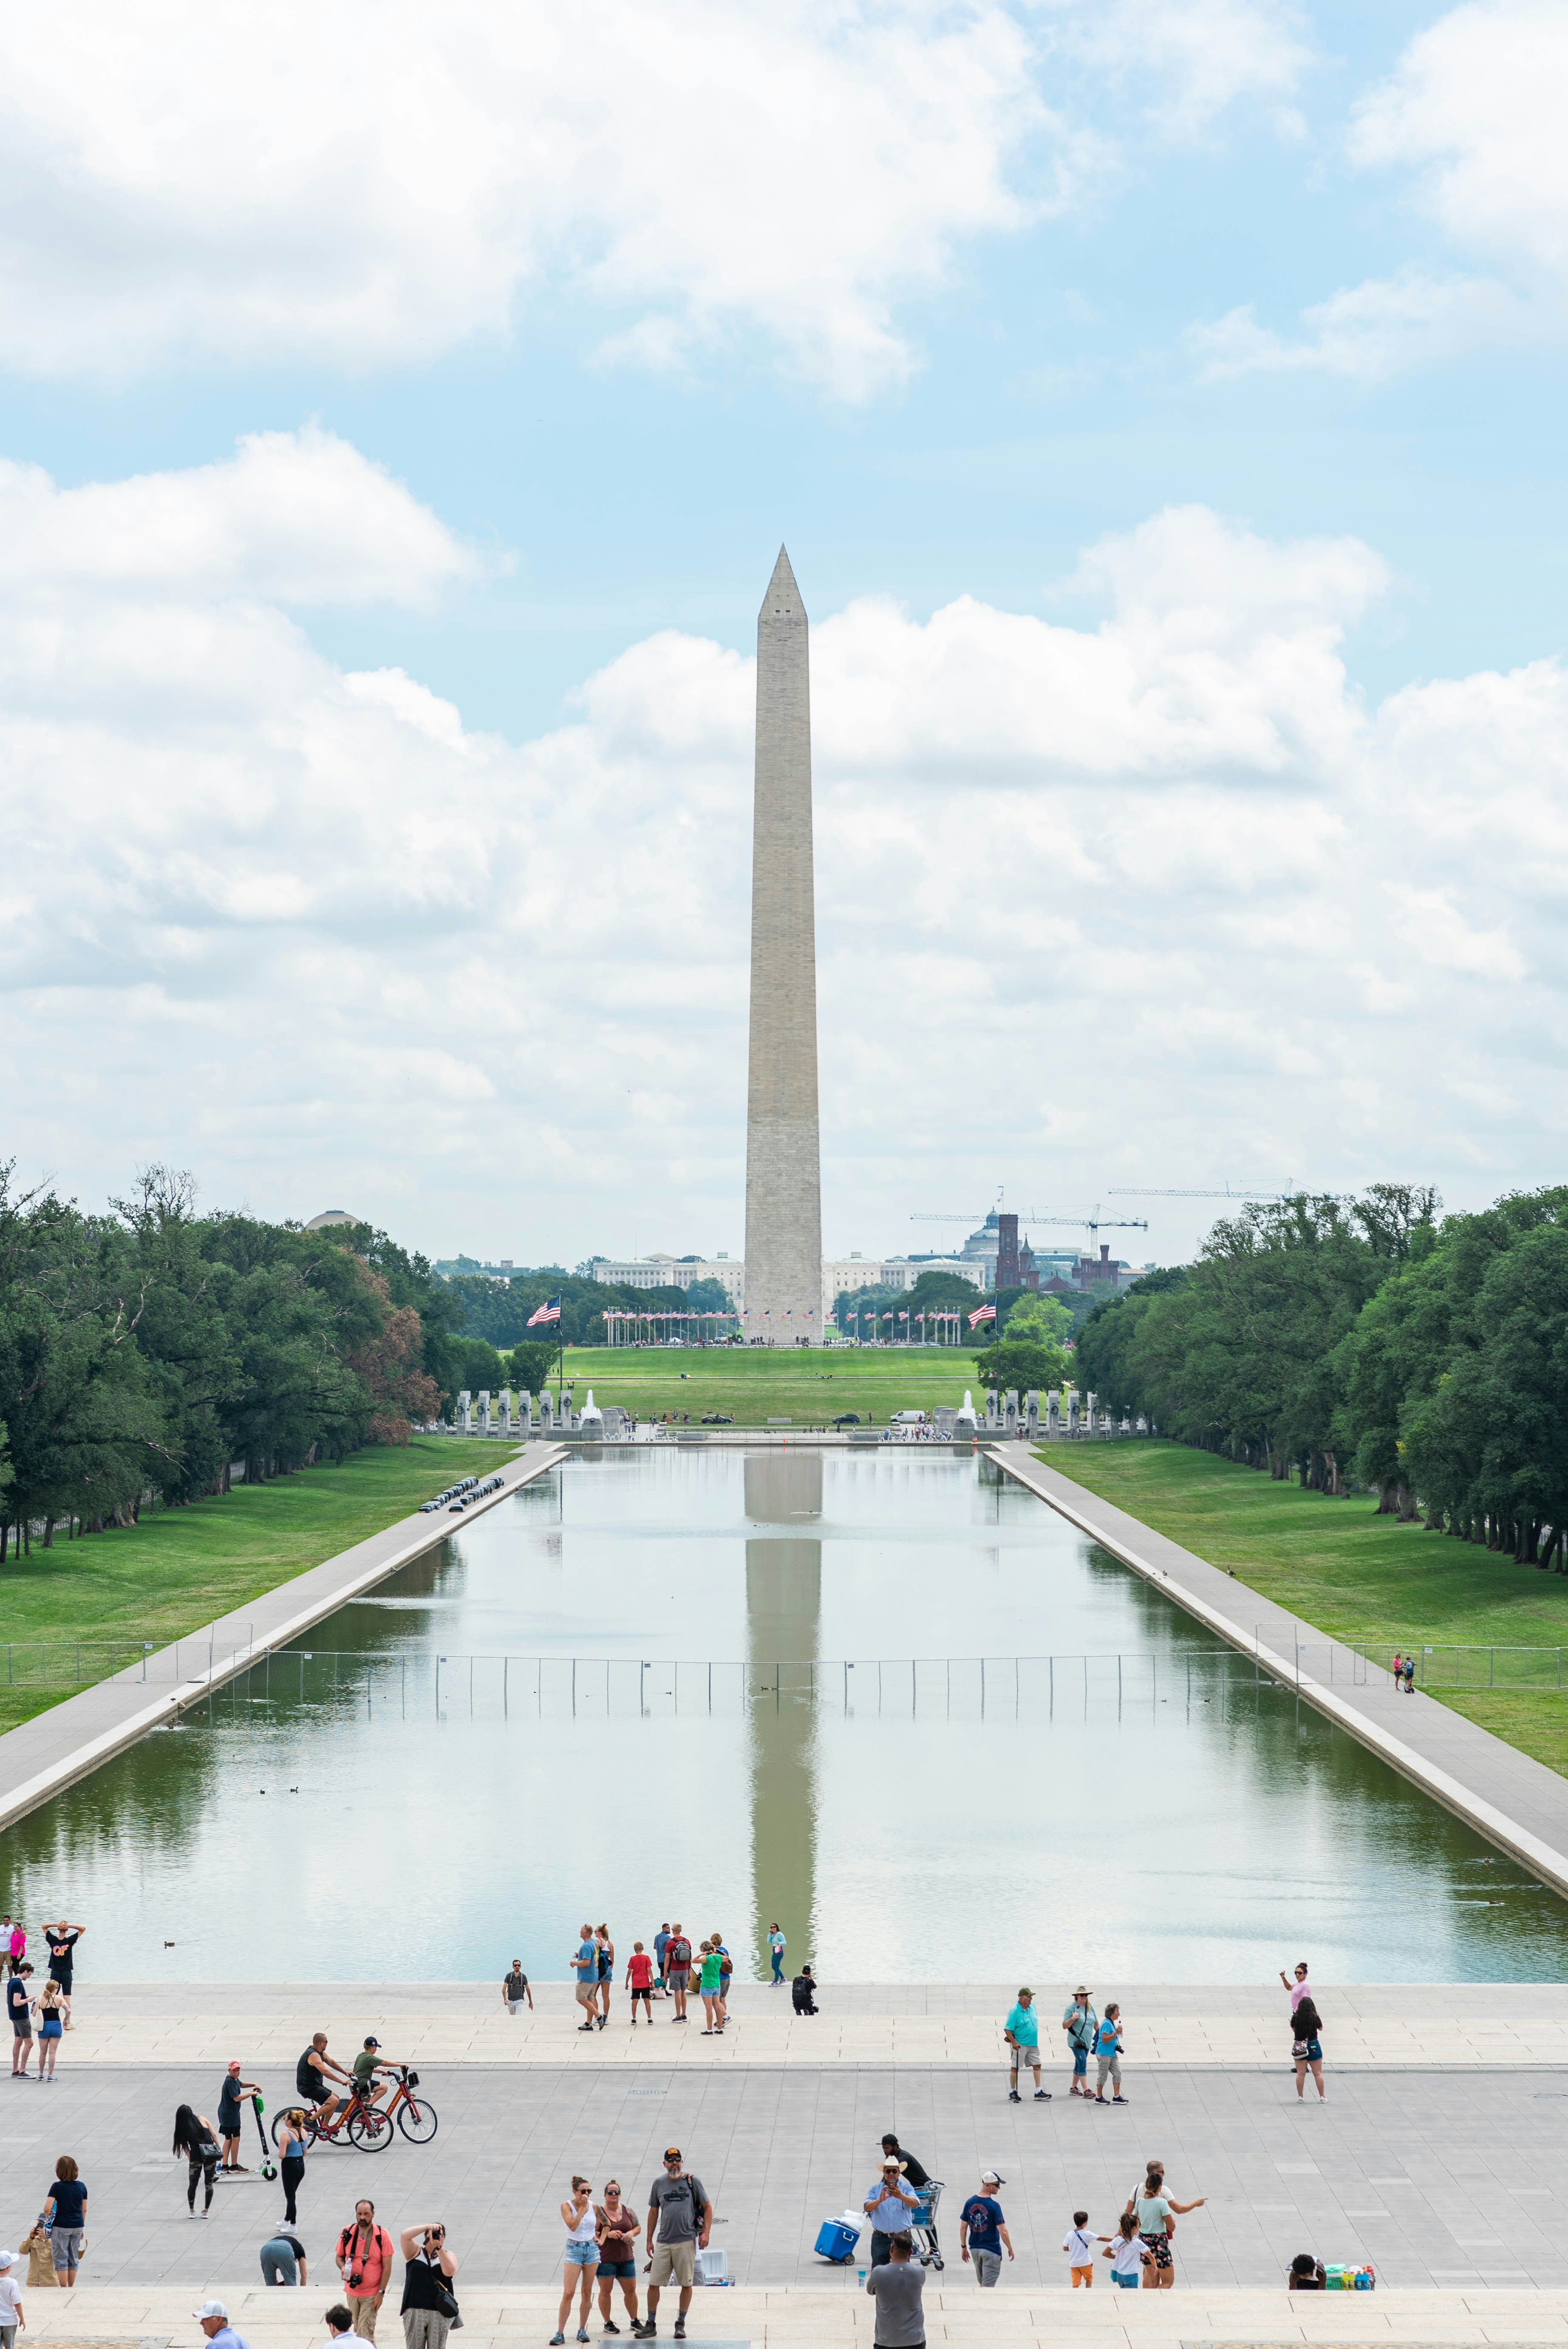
[968,1302,997,1328]
[527,1295,562,1327]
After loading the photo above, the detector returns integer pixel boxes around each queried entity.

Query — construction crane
[911,1207,1148,1237]
[1108,1185,1355,1204]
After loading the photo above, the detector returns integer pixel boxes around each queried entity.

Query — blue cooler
[815,2219,860,2264]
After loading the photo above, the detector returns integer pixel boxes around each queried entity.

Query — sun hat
[193,2301,229,2321]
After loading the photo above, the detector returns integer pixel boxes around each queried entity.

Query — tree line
[1075,1183,1568,1566]
[0,1165,465,1556]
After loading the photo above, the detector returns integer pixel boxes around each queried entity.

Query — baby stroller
[909,2180,945,2270]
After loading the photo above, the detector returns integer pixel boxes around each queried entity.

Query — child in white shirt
[1104,2215,1148,2289]
[1063,2209,1105,2288]
[0,2249,26,2349]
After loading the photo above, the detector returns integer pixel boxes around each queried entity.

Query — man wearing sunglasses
[635,2149,709,2341]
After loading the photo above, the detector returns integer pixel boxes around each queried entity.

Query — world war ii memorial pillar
[744,547,822,1341]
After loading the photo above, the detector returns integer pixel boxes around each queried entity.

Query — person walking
[864,2230,925,2349]
[571,1929,598,2032]
[595,1927,616,2028]
[1292,1995,1326,2100]
[6,1920,23,1977]
[664,1926,690,2023]
[259,2223,308,2285]
[551,2179,597,2345]
[218,2060,262,2172]
[1063,2209,1101,2287]
[864,2157,921,2267]
[33,1984,64,2080]
[958,2171,1012,2287]
[653,1926,671,2000]
[1403,1654,1416,1693]
[0,2245,25,2347]
[1124,2161,1205,2291]
[398,2221,457,2349]
[42,2159,86,2286]
[277,2108,310,2223]
[1061,1986,1097,2098]
[594,2180,641,2336]
[698,1942,723,2034]
[336,2199,394,2340]
[1104,2215,1147,2289]
[767,1923,786,1985]
[1092,2006,1128,2105]
[626,1944,654,2025]
[637,2146,710,2341]
[502,1962,532,2015]
[42,1924,82,2029]
[172,2103,222,2216]
[8,1965,34,2076]
[1004,1987,1049,2102]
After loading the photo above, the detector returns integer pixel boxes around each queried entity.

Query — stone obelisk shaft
[744,547,822,1337]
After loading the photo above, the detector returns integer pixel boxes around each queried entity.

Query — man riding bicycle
[352,2036,402,2113]
[296,2031,354,2128]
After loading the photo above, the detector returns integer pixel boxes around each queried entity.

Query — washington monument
[744,547,822,1338]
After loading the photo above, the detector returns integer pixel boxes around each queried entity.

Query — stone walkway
[48,1981,1568,2071]
[993,1451,1568,1897]
[0,1445,562,1832]
[23,2284,1568,2348]
[6,2058,1566,2291]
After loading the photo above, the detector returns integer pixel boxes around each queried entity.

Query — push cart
[910,2180,945,2270]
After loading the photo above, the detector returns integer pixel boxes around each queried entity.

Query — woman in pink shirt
[1280,1962,1311,2012]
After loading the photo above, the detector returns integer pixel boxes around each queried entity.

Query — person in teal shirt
[1003,1987,1049,2103]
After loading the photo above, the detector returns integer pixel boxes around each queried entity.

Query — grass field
[1045,1440,1568,1775]
[0,1437,473,1731]
[560,1343,981,1423]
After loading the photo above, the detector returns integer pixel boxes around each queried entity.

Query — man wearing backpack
[635,2148,710,2341]
[663,1925,691,2023]
[335,2200,394,2340]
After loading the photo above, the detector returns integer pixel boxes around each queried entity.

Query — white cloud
[1193,1,1568,383]
[6,436,1568,1262]
[1185,269,1522,381]
[1040,0,1311,138]
[0,0,1070,400]
[1352,0,1568,280]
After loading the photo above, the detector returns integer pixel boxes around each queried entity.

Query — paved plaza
[51,1980,1568,2072]
[6,2051,1565,2290]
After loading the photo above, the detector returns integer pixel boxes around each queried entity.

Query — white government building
[586,1252,983,1327]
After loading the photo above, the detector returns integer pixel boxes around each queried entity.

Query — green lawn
[562,1343,980,1424]
[0,1437,476,1731]
[1044,1440,1568,1774]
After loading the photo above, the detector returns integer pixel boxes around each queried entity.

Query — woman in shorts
[594,2181,641,2335]
[1292,1998,1326,2101]
[34,1982,64,2079]
[44,2156,87,2285]
[552,2176,598,2346]
[698,1942,723,2035]
[1126,2163,1205,2292]
[595,1928,615,2028]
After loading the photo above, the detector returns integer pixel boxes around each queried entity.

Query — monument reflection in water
[5,1446,1568,1982]
[745,1451,821,1964]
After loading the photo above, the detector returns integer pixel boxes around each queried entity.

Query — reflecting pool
[3,1447,1564,1981]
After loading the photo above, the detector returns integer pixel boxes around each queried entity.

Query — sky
[4,0,1568,1271]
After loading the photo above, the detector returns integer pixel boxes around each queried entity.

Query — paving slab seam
[990,1449,1568,1900]
[0,1441,565,1831]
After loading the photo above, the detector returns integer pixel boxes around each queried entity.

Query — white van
[889,1409,928,1425]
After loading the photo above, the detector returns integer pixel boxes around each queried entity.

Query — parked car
[832,1412,861,1426]
[701,1412,734,1424]
[889,1409,928,1425]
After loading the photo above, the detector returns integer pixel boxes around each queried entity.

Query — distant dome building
[305,1209,362,1230]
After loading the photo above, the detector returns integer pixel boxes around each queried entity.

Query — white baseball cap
[980,2169,1004,2186]
[0,2252,16,2271]
[193,2301,229,2321]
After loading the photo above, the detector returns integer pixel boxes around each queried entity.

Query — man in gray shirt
[637,2148,710,2341]
[865,2233,925,2347]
